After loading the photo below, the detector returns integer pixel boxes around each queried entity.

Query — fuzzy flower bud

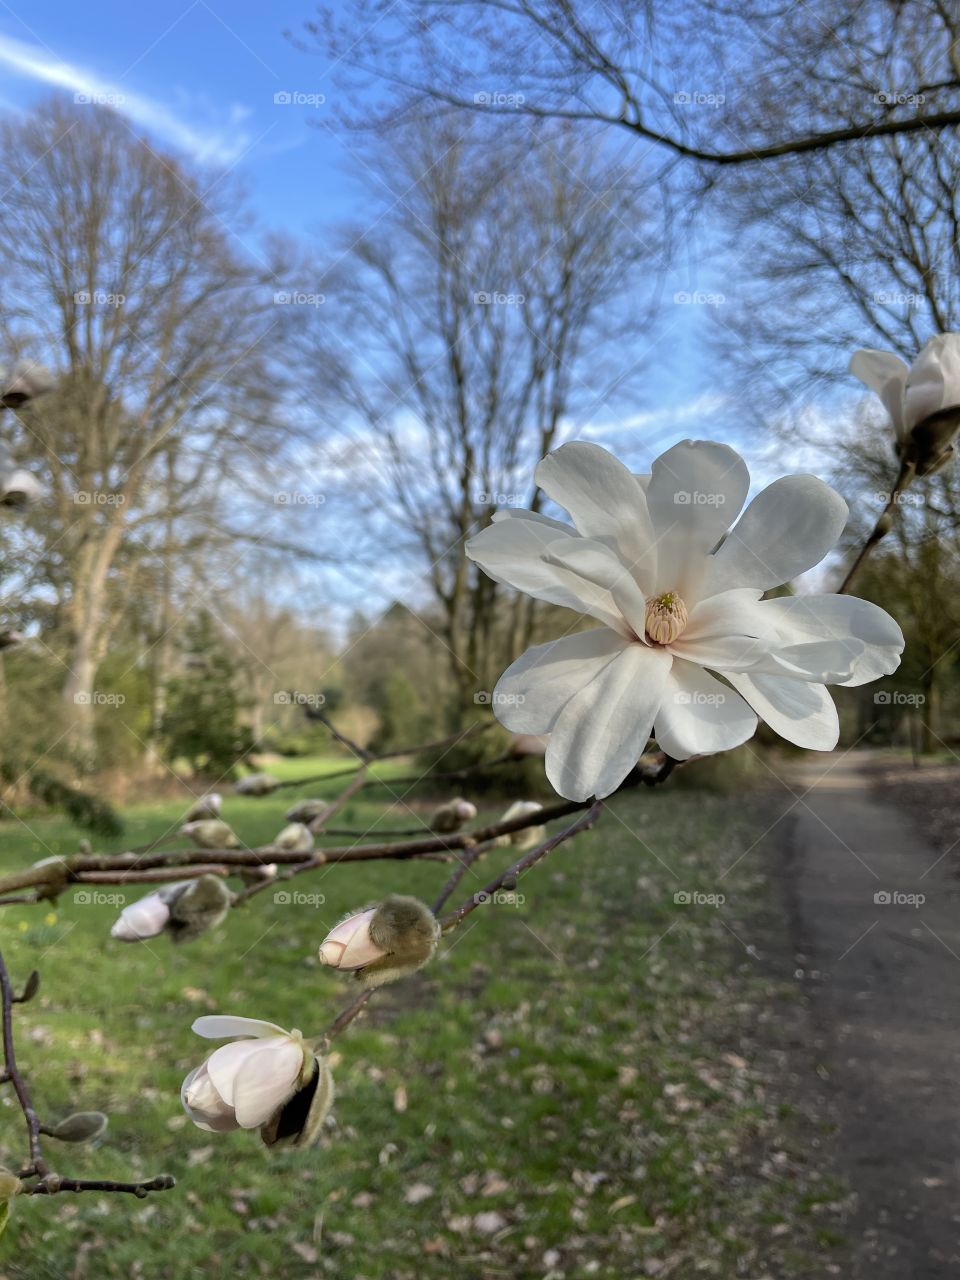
[179,819,238,849]
[183,793,221,822]
[233,773,281,796]
[285,799,330,824]
[430,797,478,834]
[495,800,545,851]
[318,895,440,989]
[111,875,231,944]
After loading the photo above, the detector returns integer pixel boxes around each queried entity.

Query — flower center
[644,591,688,645]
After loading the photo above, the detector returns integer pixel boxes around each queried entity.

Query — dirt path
[769,751,960,1277]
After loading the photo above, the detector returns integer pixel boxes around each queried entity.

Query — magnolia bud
[430,797,478,834]
[319,895,440,989]
[179,819,238,849]
[233,773,280,796]
[183,793,222,822]
[48,1111,108,1143]
[285,799,330,824]
[273,822,313,852]
[0,1171,21,1200]
[495,800,545,850]
[0,360,52,408]
[167,874,232,943]
[111,889,171,941]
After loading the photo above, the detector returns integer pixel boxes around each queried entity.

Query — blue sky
[0,0,364,231]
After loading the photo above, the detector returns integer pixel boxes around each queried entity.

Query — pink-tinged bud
[111,892,171,941]
[318,907,387,969]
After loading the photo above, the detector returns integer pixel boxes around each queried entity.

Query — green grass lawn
[0,759,844,1278]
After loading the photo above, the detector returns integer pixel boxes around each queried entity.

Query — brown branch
[439,801,605,930]
[838,459,915,594]
[0,952,175,1200]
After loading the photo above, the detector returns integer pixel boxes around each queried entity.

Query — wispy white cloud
[0,32,253,165]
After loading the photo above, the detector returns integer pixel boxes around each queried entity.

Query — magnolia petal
[465,515,622,629]
[545,642,671,801]
[539,537,648,637]
[756,595,903,687]
[180,1063,239,1133]
[491,509,574,534]
[849,348,909,441]
[231,1037,307,1129]
[702,476,848,597]
[192,1015,288,1040]
[654,661,757,759]
[904,335,960,433]
[724,672,839,750]
[644,440,749,600]
[206,1039,279,1105]
[110,893,170,941]
[492,628,631,734]
[534,442,657,591]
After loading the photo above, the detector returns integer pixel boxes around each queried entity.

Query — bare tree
[0,98,292,761]
[303,120,661,717]
[303,0,960,166]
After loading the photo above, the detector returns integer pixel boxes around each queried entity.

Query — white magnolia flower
[0,442,42,509]
[850,334,960,473]
[181,1016,312,1132]
[466,440,903,801]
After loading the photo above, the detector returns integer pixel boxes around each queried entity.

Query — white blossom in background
[466,440,903,802]
[0,441,43,510]
[850,333,960,475]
